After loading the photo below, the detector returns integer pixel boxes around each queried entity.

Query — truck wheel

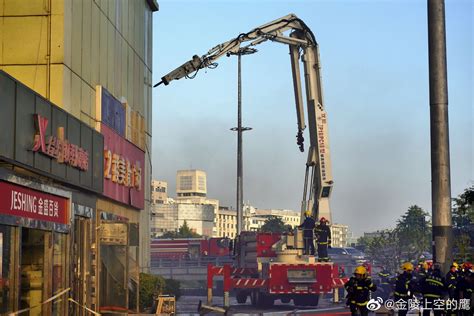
[294,297,305,306]
[258,294,274,308]
[307,294,319,306]
[250,291,258,307]
[236,291,247,304]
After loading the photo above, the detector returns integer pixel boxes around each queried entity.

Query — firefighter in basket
[298,211,316,255]
[314,217,331,262]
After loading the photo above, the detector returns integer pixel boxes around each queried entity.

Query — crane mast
[157,14,334,224]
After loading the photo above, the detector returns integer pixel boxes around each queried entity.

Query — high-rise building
[176,169,207,198]
[0,1,158,314]
[151,180,168,204]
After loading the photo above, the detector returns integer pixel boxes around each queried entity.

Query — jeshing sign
[0,181,69,225]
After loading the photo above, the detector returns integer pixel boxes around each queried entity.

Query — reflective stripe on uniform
[424,294,441,298]
[356,301,368,306]
[426,278,444,287]
[394,292,408,297]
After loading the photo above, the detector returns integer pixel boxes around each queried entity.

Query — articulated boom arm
[156,14,333,224]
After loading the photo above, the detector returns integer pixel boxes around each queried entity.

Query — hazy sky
[151,0,472,236]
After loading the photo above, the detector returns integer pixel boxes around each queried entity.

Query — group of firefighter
[344,259,473,316]
[298,211,331,261]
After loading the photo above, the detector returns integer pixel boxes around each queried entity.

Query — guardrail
[150,256,234,268]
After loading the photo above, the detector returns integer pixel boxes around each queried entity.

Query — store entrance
[20,228,51,316]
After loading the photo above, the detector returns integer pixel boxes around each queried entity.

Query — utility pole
[428,0,453,273]
[230,47,256,235]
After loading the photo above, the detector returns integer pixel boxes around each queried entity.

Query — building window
[198,176,206,191]
[179,176,193,190]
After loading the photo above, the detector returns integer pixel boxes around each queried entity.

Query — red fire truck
[158,13,349,308]
[206,232,347,307]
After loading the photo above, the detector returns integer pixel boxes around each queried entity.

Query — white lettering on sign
[9,190,59,218]
[10,190,37,213]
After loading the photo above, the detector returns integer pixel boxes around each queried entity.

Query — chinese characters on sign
[32,114,89,171]
[317,111,328,181]
[104,150,142,191]
[101,124,145,209]
[0,181,69,225]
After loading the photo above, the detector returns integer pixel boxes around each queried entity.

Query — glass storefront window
[52,233,67,315]
[0,225,15,314]
[128,223,139,312]
[20,229,47,316]
[99,222,128,313]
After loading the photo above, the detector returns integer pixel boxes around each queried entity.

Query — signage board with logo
[101,124,145,209]
[0,71,103,193]
[0,181,69,225]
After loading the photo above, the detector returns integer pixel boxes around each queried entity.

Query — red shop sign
[0,181,69,225]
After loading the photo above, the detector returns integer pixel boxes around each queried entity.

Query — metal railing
[150,256,234,268]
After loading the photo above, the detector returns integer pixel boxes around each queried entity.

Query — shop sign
[32,114,89,171]
[0,181,69,225]
[99,222,128,245]
[102,124,145,209]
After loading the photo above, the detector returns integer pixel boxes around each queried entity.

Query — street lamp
[229,47,257,235]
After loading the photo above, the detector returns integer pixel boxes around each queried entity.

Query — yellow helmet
[402,262,414,272]
[354,266,367,275]
[423,262,429,270]
[451,262,459,269]
[305,210,311,217]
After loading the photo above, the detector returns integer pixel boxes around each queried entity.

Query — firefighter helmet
[462,262,473,270]
[305,210,311,217]
[401,262,414,272]
[423,262,429,270]
[354,266,367,275]
[451,262,459,269]
[319,217,327,223]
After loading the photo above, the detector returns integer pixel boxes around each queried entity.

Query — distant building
[255,209,300,228]
[330,224,349,248]
[363,229,391,239]
[151,203,215,237]
[151,171,219,237]
[213,206,301,238]
[151,180,168,204]
[176,169,207,198]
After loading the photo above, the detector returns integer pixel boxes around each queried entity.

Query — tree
[260,216,291,233]
[452,186,474,262]
[362,230,403,272]
[395,205,431,261]
[158,221,201,239]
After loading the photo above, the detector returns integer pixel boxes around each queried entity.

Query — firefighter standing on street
[394,262,415,316]
[314,217,331,262]
[378,266,392,300]
[344,265,377,316]
[446,262,460,316]
[298,211,316,255]
[419,263,446,316]
[458,262,473,316]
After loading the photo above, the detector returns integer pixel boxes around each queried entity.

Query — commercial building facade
[0,0,158,314]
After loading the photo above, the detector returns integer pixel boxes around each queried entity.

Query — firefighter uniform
[298,211,316,255]
[419,267,446,316]
[393,262,415,316]
[344,266,377,316]
[457,263,473,316]
[446,264,459,298]
[314,217,331,262]
[378,268,392,300]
